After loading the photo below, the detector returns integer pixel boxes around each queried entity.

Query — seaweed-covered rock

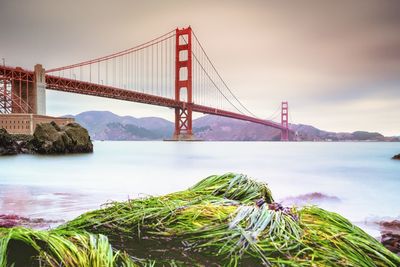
[1,173,399,266]
[31,122,93,154]
[59,173,400,266]
[393,154,400,160]
[0,128,18,155]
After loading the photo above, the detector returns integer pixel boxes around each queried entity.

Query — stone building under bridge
[0,64,74,135]
[0,114,74,135]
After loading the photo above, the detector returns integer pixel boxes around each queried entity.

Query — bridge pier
[173,104,193,140]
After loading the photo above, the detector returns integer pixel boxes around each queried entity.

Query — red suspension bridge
[0,27,290,141]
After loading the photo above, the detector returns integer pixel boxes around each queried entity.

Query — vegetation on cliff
[0,173,399,266]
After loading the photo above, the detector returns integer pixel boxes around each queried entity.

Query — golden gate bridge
[0,27,290,141]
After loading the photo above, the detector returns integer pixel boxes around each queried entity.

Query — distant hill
[68,111,174,140]
[64,111,399,142]
[193,115,281,141]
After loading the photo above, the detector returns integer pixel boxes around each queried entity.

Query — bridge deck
[45,75,286,131]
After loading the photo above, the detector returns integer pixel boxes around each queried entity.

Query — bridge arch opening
[179,67,188,81]
[179,50,188,61]
[178,34,189,45]
[179,87,188,102]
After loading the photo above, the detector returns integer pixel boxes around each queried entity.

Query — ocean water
[1,141,399,234]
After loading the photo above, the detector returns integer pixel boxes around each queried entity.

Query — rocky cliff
[0,122,93,155]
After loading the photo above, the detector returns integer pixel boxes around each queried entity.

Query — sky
[0,0,399,135]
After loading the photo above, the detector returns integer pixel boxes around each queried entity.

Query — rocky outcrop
[32,122,93,154]
[0,122,93,155]
[379,220,400,255]
[392,154,400,160]
[381,232,400,255]
[0,128,18,155]
[0,129,32,155]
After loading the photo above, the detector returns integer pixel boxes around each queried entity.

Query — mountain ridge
[63,111,399,142]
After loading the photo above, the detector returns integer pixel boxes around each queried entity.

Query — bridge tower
[173,27,193,140]
[281,101,289,141]
[33,64,46,115]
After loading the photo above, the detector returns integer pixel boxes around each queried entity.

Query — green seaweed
[0,173,399,266]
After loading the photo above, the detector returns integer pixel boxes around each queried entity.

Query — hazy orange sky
[0,0,399,135]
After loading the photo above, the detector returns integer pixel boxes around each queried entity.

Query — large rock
[378,219,400,255]
[32,122,93,154]
[381,232,400,255]
[392,154,400,160]
[0,128,18,155]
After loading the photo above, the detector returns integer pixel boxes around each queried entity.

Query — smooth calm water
[1,142,399,234]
